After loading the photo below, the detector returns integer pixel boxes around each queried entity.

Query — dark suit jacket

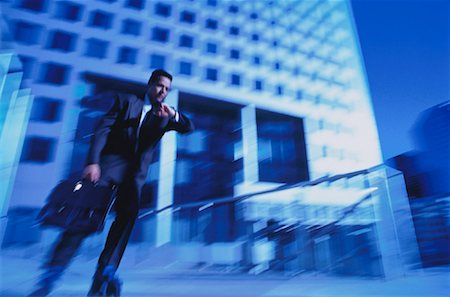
[86,92,194,190]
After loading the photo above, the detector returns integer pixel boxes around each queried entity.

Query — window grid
[121,19,141,36]
[88,10,113,30]
[21,136,56,163]
[151,27,170,43]
[154,2,171,17]
[10,0,361,108]
[40,62,71,85]
[206,67,218,81]
[85,38,109,59]
[47,30,77,52]
[179,34,194,48]
[150,54,166,69]
[180,10,196,24]
[117,46,138,64]
[179,61,193,76]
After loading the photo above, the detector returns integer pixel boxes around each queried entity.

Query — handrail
[137,164,384,219]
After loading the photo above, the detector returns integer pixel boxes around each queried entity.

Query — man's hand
[154,103,176,119]
[161,103,176,118]
[83,164,101,183]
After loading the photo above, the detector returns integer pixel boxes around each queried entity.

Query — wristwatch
[170,107,177,120]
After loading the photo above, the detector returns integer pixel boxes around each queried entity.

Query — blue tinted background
[351,0,449,159]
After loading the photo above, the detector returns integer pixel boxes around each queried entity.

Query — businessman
[29,69,194,296]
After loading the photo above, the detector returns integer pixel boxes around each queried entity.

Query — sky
[350,0,449,160]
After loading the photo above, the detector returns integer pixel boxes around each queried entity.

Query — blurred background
[0,0,448,296]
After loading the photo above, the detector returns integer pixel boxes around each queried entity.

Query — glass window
[296,90,303,100]
[13,21,42,45]
[252,55,261,65]
[274,61,281,71]
[179,61,192,76]
[256,110,309,183]
[207,0,217,7]
[180,10,196,24]
[54,1,83,22]
[206,67,218,81]
[254,79,263,91]
[30,97,64,122]
[230,73,240,86]
[85,38,109,59]
[229,26,239,36]
[206,42,218,54]
[228,5,238,13]
[205,18,218,30]
[230,49,240,60]
[179,34,194,48]
[124,0,145,10]
[88,10,113,30]
[47,30,77,52]
[18,0,46,12]
[150,54,166,69]
[250,12,258,19]
[40,63,71,85]
[117,46,138,64]
[276,85,284,96]
[151,27,170,42]
[251,33,259,41]
[121,19,141,36]
[18,55,35,79]
[21,137,56,163]
[154,2,171,17]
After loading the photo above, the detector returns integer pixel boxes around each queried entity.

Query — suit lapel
[126,94,145,146]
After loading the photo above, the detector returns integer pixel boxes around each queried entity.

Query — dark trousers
[96,179,140,272]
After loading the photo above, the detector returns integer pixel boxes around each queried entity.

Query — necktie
[138,111,152,139]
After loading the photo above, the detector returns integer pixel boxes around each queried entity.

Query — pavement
[0,245,448,297]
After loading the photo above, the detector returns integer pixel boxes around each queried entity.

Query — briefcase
[38,179,116,234]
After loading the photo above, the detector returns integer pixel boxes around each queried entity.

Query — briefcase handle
[73,179,117,193]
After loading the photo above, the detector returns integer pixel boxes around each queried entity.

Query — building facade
[2,0,381,206]
[0,0,407,276]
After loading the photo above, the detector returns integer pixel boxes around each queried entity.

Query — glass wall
[174,92,243,242]
[256,109,309,183]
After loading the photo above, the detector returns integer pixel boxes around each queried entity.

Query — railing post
[367,166,421,278]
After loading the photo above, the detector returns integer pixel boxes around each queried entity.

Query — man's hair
[147,69,172,85]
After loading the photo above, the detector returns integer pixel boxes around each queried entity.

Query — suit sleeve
[166,111,195,134]
[85,93,122,165]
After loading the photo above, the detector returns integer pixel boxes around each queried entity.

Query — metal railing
[138,164,383,219]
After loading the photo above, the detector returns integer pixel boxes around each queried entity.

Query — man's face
[147,76,171,105]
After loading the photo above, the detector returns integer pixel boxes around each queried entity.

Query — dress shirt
[138,105,179,130]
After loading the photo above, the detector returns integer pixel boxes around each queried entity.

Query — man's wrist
[170,107,179,121]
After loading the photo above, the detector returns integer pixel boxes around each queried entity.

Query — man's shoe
[28,266,64,297]
[106,277,122,297]
[87,265,121,297]
[28,286,51,297]
[87,278,121,297]
[87,273,107,296]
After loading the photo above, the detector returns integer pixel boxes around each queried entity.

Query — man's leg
[88,182,139,295]
[29,230,87,297]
